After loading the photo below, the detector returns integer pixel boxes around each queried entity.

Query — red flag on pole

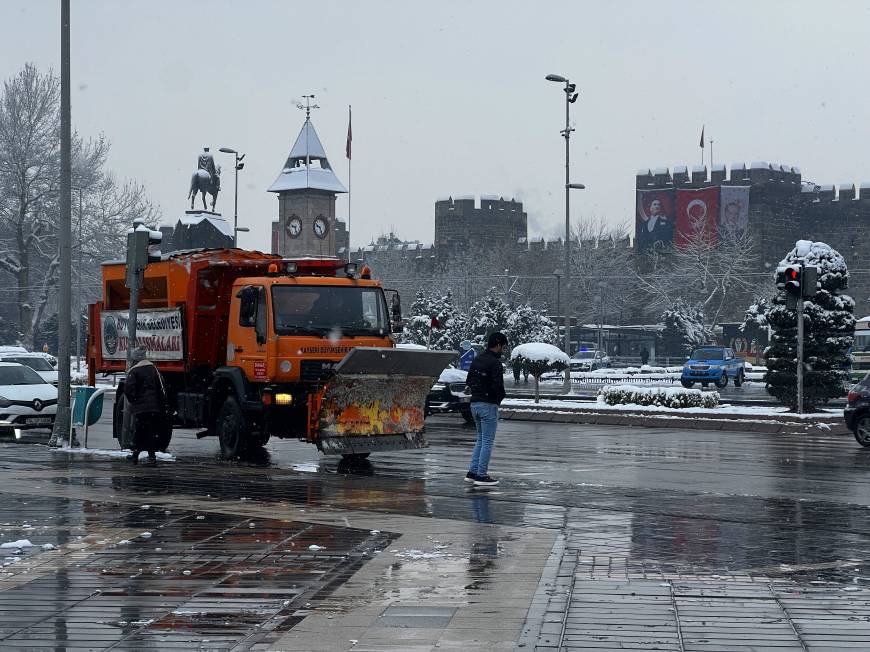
[346,105,352,160]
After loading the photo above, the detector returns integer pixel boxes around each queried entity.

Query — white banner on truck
[100,308,183,361]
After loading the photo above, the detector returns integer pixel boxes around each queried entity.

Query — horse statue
[188,147,221,211]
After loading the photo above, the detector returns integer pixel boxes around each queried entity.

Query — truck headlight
[274,393,293,406]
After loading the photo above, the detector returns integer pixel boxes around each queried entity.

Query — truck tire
[216,396,247,459]
[341,452,371,460]
[715,374,728,389]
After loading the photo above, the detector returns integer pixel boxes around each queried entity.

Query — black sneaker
[464,471,478,483]
[473,475,499,486]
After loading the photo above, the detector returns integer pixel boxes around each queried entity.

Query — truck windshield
[691,348,724,360]
[272,286,389,337]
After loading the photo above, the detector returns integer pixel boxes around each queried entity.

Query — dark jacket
[466,349,506,405]
[124,360,168,416]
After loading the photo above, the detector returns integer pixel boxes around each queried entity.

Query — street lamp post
[74,187,82,374]
[553,269,562,339]
[546,73,582,393]
[219,147,246,246]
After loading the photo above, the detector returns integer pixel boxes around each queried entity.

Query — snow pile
[511,343,569,366]
[599,384,720,409]
[0,540,33,549]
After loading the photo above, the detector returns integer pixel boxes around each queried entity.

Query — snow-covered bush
[598,384,720,409]
[511,343,570,403]
[764,240,854,411]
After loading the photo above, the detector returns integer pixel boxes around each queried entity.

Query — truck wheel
[680,380,694,389]
[854,415,870,447]
[216,396,246,459]
[715,374,728,388]
[734,371,744,388]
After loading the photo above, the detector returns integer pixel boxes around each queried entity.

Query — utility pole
[546,73,582,393]
[50,0,72,447]
[796,284,804,415]
[76,187,82,374]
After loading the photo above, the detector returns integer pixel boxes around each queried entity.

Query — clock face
[313,216,329,239]
[287,216,302,238]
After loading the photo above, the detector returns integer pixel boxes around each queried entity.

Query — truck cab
[681,346,745,389]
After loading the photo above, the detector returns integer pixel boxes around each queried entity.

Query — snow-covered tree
[401,288,436,346]
[661,299,712,355]
[469,287,511,345]
[429,290,470,351]
[506,303,557,346]
[0,63,158,346]
[511,342,569,403]
[765,240,854,411]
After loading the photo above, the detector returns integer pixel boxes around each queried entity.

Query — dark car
[845,374,870,446]
[425,367,473,424]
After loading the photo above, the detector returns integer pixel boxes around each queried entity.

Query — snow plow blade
[316,347,457,455]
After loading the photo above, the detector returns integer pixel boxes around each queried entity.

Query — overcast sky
[2,0,869,251]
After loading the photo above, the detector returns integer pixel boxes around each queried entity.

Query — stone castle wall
[637,162,870,314]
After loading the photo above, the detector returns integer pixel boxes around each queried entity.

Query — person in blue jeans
[465,332,508,486]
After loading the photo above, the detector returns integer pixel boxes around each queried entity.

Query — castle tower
[268,116,347,257]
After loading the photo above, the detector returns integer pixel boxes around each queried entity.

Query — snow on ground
[52,446,176,461]
[502,397,839,419]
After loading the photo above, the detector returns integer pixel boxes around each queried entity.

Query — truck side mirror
[255,286,267,345]
[237,286,257,327]
[384,289,403,333]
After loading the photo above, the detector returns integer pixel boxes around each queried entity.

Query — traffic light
[776,264,802,309]
[125,223,163,289]
[801,265,818,298]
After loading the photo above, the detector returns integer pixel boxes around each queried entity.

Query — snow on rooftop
[637,168,652,176]
[480,194,500,201]
[712,163,726,172]
[178,212,234,238]
[791,167,801,174]
[819,184,835,192]
[652,167,669,176]
[268,165,347,194]
[672,165,688,174]
[454,194,474,201]
[691,165,706,174]
[839,182,855,190]
[730,162,746,170]
[750,161,769,170]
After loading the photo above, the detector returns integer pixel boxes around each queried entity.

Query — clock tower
[268,107,347,257]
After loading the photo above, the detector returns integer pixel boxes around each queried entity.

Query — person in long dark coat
[123,347,168,464]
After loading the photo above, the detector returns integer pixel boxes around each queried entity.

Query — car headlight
[431,383,446,391]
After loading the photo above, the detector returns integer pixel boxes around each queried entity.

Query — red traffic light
[787,268,799,281]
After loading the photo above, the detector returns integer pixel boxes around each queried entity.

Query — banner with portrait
[718,186,750,239]
[675,187,719,248]
[635,189,675,251]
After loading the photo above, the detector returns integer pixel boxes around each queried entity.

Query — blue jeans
[468,402,499,476]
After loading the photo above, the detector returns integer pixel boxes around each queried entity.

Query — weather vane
[297,94,320,120]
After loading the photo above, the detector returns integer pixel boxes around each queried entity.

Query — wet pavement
[1,398,870,649]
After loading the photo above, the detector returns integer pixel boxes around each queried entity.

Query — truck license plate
[25,417,51,425]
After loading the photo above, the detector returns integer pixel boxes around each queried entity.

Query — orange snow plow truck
[87,249,454,459]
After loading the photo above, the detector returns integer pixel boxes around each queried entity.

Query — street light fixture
[546,72,583,393]
[219,147,246,246]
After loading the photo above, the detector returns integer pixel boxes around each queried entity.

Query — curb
[499,408,849,436]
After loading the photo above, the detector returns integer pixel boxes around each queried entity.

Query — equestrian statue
[188,147,221,211]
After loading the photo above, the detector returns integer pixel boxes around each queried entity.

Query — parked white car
[0,352,58,386]
[0,362,58,435]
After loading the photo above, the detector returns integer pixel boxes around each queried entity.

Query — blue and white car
[681,346,745,389]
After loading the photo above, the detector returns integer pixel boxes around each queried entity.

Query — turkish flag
[675,187,718,248]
